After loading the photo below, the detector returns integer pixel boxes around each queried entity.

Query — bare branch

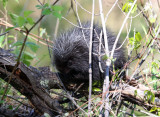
[88,0,95,115]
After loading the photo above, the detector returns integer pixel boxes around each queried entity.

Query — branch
[0,48,63,116]
[88,0,95,115]
[119,85,160,107]
[0,48,160,116]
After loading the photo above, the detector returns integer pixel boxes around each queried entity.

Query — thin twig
[1,28,30,101]
[115,16,132,51]
[104,0,119,23]
[54,15,60,38]
[74,0,100,16]
[98,0,110,116]
[88,0,95,116]
[94,29,104,73]
[0,20,53,45]
[126,17,133,76]
[110,0,137,58]
[0,31,9,36]
[6,95,32,108]
[129,26,160,80]
[117,3,143,19]
[37,0,43,5]
[37,0,45,37]
[74,0,88,47]
[1,0,59,102]
[62,17,90,30]
[123,102,160,117]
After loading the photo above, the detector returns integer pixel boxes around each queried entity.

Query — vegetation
[0,0,160,116]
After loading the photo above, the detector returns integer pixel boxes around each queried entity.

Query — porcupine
[53,22,126,86]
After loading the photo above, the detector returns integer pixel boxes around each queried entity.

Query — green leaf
[51,5,63,11]
[129,32,142,50]
[0,100,5,104]
[24,11,34,17]
[26,42,39,52]
[93,81,101,87]
[122,3,128,12]
[93,87,101,92]
[122,1,137,13]
[147,92,151,101]
[9,13,18,20]
[23,59,31,66]
[0,89,5,95]
[150,106,157,112]
[43,3,49,8]
[144,90,155,103]
[23,52,34,60]
[8,105,13,110]
[129,37,134,43]
[12,41,23,47]
[131,4,137,13]
[2,0,8,7]
[135,32,142,41]
[0,35,5,48]
[36,3,49,10]
[9,13,18,25]
[134,90,137,97]
[17,16,26,27]
[12,48,20,56]
[151,92,155,103]
[5,27,15,32]
[152,62,159,69]
[21,52,35,66]
[102,55,109,60]
[42,8,51,15]
[8,39,14,44]
[52,12,62,19]
[149,15,157,23]
[36,5,43,9]
[151,74,157,80]
[26,17,34,25]
[153,83,157,90]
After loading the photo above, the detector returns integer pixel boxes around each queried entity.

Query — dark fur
[53,22,126,82]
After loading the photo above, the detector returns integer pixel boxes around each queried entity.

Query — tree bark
[0,48,63,116]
